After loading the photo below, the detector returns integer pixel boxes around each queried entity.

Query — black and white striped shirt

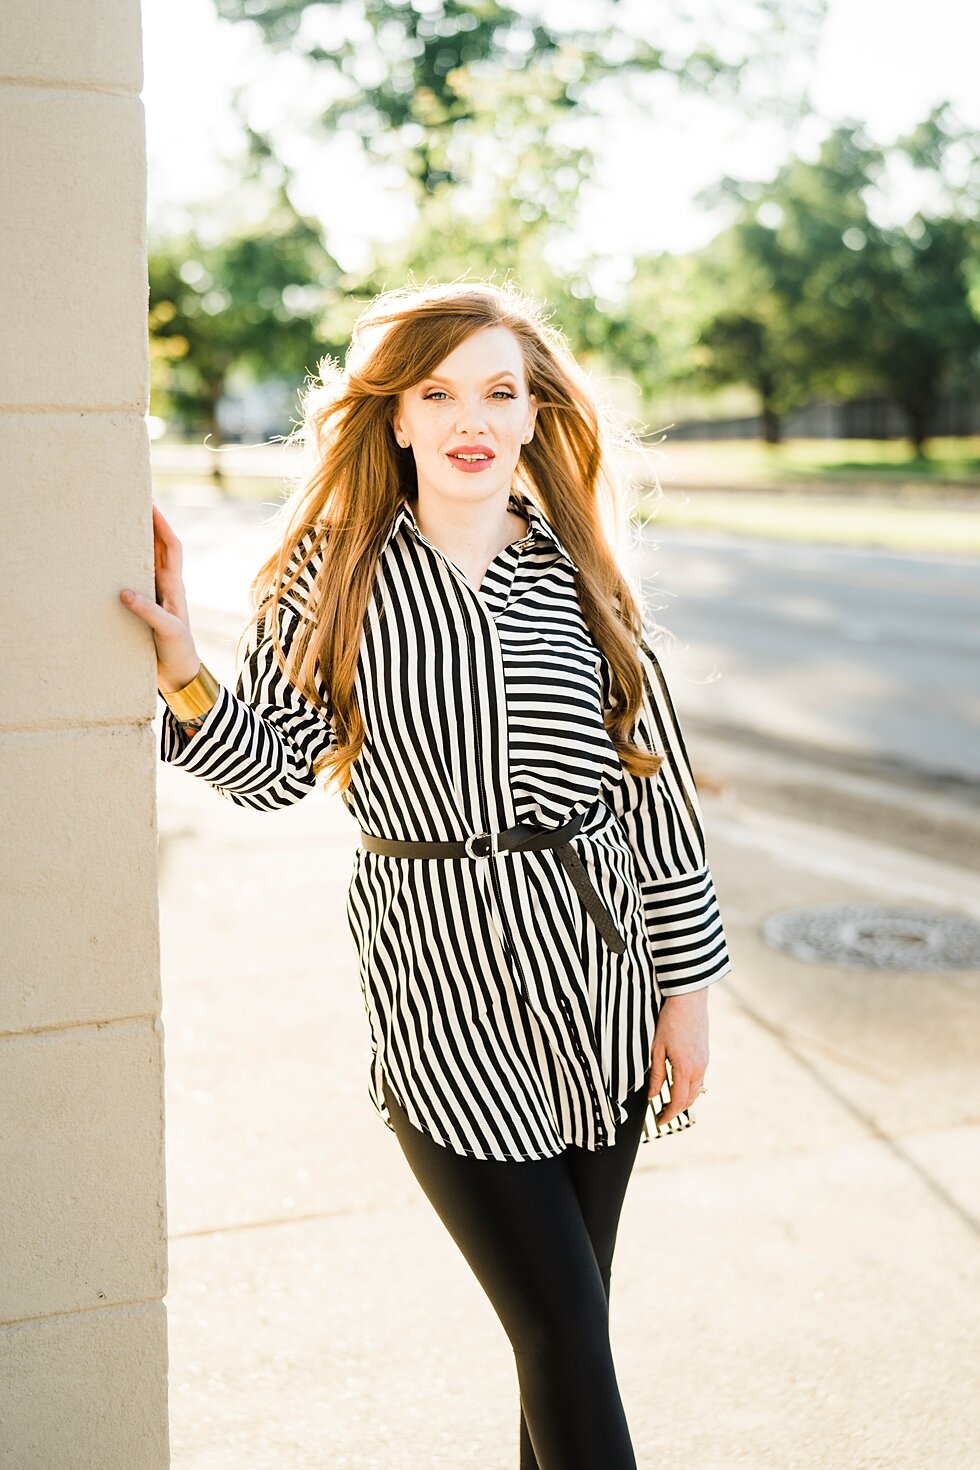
[161,487,732,1160]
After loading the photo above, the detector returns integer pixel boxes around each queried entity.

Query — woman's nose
[453,402,490,435]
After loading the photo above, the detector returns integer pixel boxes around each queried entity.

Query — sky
[141,0,979,280]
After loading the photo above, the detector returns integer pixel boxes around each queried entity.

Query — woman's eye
[422,389,518,400]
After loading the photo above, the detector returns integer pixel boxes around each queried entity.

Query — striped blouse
[160,486,732,1160]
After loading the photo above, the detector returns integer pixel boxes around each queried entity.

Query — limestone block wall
[0,3,170,1465]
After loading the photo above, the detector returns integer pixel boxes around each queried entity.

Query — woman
[121,280,732,1469]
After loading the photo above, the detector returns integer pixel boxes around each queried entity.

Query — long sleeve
[159,597,338,811]
[603,632,732,995]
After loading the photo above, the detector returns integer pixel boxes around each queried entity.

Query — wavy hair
[240,278,665,795]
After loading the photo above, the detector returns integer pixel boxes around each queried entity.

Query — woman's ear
[524,391,539,442]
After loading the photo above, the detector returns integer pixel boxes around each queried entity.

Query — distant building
[216,375,298,443]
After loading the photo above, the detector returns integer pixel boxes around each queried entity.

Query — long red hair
[242,279,665,794]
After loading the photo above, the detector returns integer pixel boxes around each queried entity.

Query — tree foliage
[214,0,826,200]
[149,187,343,471]
[149,8,978,457]
[652,114,980,450]
[862,212,980,454]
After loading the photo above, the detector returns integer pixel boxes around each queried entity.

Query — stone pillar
[0,3,170,1465]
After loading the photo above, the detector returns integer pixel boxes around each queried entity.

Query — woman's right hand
[119,500,203,694]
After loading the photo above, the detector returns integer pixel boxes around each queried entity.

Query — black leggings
[384,1071,652,1470]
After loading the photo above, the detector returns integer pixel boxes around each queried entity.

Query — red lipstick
[446,444,496,474]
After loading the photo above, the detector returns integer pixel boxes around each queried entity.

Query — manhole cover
[761,904,980,971]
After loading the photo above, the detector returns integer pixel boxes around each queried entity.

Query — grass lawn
[645,436,980,489]
[639,489,980,554]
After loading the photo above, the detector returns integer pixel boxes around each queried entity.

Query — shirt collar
[511,488,580,571]
[379,486,579,572]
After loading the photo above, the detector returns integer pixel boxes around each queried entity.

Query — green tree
[656,116,980,451]
[675,123,891,442]
[157,3,842,455]
[214,0,826,202]
[213,0,827,327]
[863,212,980,456]
[870,105,980,454]
[149,189,342,482]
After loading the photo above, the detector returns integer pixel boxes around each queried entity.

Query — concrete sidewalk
[157,621,980,1470]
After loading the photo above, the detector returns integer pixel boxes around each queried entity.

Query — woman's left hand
[648,989,710,1126]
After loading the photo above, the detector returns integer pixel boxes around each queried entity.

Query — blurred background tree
[149,183,343,477]
[667,122,896,446]
[211,0,831,370]
[212,0,823,201]
[146,1,979,473]
[862,105,980,455]
[669,109,980,452]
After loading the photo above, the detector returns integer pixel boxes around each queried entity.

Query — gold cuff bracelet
[162,662,220,722]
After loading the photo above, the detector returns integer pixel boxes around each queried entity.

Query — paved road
[632,527,980,786]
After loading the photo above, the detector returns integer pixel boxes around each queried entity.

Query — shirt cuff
[159,681,236,775]
[639,864,732,994]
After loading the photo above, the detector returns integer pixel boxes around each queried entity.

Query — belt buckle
[464,830,498,859]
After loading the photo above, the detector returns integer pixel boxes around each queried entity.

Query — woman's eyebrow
[421,369,519,385]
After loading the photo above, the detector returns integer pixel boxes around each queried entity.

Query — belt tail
[554,842,627,954]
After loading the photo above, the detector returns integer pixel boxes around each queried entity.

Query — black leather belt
[359,808,626,953]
